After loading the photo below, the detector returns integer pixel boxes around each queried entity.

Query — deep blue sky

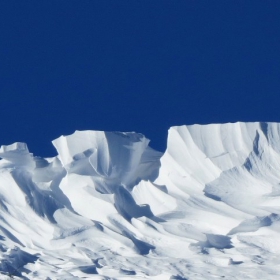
[0,1,280,156]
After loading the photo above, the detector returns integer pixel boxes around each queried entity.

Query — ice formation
[1,123,280,279]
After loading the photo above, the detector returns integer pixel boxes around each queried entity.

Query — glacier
[1,122,280,279]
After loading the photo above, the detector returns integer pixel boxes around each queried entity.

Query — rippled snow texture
[1,123,280,279]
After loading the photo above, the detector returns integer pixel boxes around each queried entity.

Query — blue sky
[0,1,280,156]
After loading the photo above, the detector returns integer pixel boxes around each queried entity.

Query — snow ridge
[1,123,280,279]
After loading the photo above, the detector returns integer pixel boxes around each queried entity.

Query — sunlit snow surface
[1,123,280,279]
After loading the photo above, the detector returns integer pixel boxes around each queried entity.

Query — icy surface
[1,123,280,279]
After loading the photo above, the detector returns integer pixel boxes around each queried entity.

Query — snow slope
[1,123,280,279]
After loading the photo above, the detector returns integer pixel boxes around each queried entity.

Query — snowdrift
[1,123,280,279]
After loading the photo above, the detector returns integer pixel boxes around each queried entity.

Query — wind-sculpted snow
[1,124,280,279]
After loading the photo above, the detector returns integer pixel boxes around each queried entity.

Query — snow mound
[1,123,280,279]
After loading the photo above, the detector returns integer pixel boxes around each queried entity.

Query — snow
[1,122,280,279]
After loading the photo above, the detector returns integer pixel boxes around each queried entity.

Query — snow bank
[0,122,280,279]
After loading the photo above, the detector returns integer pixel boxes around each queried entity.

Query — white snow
[1,122,280,279]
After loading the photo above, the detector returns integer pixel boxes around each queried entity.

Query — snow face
[1,123,280,279]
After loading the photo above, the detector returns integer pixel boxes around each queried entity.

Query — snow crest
[1,123,280,279]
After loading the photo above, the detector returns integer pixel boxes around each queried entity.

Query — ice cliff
[1,122,280,279]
